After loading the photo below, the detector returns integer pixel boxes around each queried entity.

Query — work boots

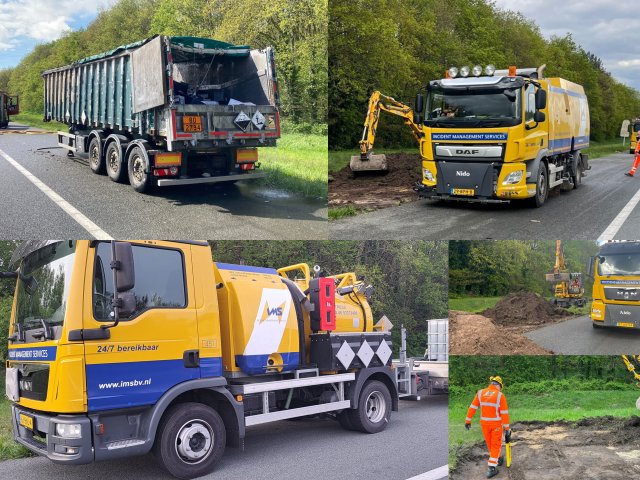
[497,456,504,466]
[486,466,499,478]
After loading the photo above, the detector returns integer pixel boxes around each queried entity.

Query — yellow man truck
[354,65,590,207]
[0,92,19,129]
[2,241,397,479]
[589,241,640,330]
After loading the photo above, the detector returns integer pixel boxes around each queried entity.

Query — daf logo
[620,310,632,315]
[456,149,479,155]
[456,171,471,177]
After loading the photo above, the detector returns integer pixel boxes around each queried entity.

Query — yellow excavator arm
[350,91,423,172]
[622,355,640,410]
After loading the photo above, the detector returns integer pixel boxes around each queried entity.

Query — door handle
[183,350,200,368]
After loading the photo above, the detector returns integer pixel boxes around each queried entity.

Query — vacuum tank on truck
[353,65,591,207]
[589,241,640,330]
[43,35,280,193]
[0,92,19,129]
[2,241,397,479]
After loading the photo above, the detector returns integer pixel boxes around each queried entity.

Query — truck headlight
[502,171,523,185]
[55,423,82,438]
[423,168,434,181]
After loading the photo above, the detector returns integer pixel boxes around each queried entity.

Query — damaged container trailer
[43,35,281,192]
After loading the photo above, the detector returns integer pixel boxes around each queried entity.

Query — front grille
[604,287,640,302]
[432,143,506,163]
[18,364,49,401]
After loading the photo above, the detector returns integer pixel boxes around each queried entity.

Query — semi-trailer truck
[589,241,640,330]
[3,241,397,479]
[43,35,280,193]
[353,65,590,207]
[0,92,19,129]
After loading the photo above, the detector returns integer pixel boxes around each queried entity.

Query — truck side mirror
[535,89,547,110]
[586,256,595,278]
[113,242,135,292]
[533,111,545,123]
[415,93,424,114]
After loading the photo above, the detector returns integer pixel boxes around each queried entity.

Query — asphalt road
[330,152,640,240]
[524,315,640,354]
[0,124,327,239]
[0,398,447,480]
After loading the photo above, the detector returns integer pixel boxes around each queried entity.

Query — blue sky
[493,0,640,91]
[0,0,114,70]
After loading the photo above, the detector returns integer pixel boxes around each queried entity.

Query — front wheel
[528,162,548,208]
[153,402,226,480]
[592,322,604,329]
[347,380,392,434]
[127,144,154,193]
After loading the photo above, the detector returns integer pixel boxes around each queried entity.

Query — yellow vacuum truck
[353,65,590,207]
[2,241,398,479]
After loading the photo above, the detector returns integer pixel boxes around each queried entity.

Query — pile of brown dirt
[328,152,421,211]
[452,416,640,479]
[482,292,571,327]
[449,310,550,355]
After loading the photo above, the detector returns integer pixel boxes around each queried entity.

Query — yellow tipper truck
[589,241,640,330]
[2,241,397,479]
[354,65,591,207]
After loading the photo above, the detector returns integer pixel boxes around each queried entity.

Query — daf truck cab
[3,240,398,479]
[589,241,640,330]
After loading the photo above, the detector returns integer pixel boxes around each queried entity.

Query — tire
[0,121,8,129]
[105,141,128,183]
[337,410,355,431]
[528,161,548,207]
[592,322,603,329]
[572,155,582,189]
[153,402,226,480]
[347,380,392,434]
[88,136,105,175]
[127,144,154,193]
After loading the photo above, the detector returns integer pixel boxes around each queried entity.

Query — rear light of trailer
[155,152,182,167]
[153,167,179,177]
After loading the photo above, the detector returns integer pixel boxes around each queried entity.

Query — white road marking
[0,147,113,239]
[406,465,449,480]
[598,186,640,241]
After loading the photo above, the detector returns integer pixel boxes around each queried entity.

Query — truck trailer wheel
[347,380,392,434]
[127,145,154,193]
[105,142,128,183]
[88,137,105,175]
[529,162,548,207]
[153,402,226,480]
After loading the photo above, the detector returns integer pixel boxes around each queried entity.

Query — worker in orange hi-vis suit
[626,141,640,177]
[465,376,511,479]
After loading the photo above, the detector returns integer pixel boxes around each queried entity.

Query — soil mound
[329,153,421,211]
[449,310,550,355]
[482,292,571,326]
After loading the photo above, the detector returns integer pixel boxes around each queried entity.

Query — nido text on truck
[353,65,590,207]
[589,241,640,330]
[2,241,398,479]
[43,35,280,193]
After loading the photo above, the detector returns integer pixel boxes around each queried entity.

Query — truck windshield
[425,88,521,128]
[14,242,76,337]
[598,253,640,276]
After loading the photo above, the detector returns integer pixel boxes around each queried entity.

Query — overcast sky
[0,0,114,69]
[493,0,640,91]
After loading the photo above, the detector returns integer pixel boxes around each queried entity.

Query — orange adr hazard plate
[183,115,202,132]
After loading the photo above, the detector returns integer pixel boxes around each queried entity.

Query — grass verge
[0,398,31,460]
[449,389,639,469]
[583,139,629,160]
[10,113,65,132]
[328,205,358,220]
[258,132,327,198]
[448,296,502,313]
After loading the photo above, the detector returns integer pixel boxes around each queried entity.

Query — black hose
[281,278,307,366]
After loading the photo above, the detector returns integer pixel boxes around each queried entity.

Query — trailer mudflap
[435,161,496,198]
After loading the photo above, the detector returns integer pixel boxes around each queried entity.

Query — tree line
[0,240,447,359]
[449,240,599,297]
[329,0,640,149]
[0,0,327,128]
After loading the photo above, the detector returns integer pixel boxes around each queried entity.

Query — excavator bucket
[350,154,388,172]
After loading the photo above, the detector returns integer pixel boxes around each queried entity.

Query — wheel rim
[175,419,213,464]
[131,154,145,184]
[365,391,386,424]
[90,145,99,168]
[108,148,119,173]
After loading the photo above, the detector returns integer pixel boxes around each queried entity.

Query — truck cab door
[82,241,200,412]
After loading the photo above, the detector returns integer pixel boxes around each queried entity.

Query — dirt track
[328,153,421,211]
[452,416,640,479]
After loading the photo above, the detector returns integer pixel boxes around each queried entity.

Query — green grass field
[0,398,31,461]
[449,389,639,468]
[10,112,65,132]
[584,138,630,160]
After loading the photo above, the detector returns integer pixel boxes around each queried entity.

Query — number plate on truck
[19,413,33,430]
[451,188,475,196]
[617,322,635,328]
[183,116,202,132]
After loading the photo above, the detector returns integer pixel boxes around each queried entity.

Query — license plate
[451,188,475,196]
[19,413,33,431]
[617,322,635,328]
[183,116,202,132]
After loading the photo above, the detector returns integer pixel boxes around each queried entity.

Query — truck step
[105,439,146,450]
